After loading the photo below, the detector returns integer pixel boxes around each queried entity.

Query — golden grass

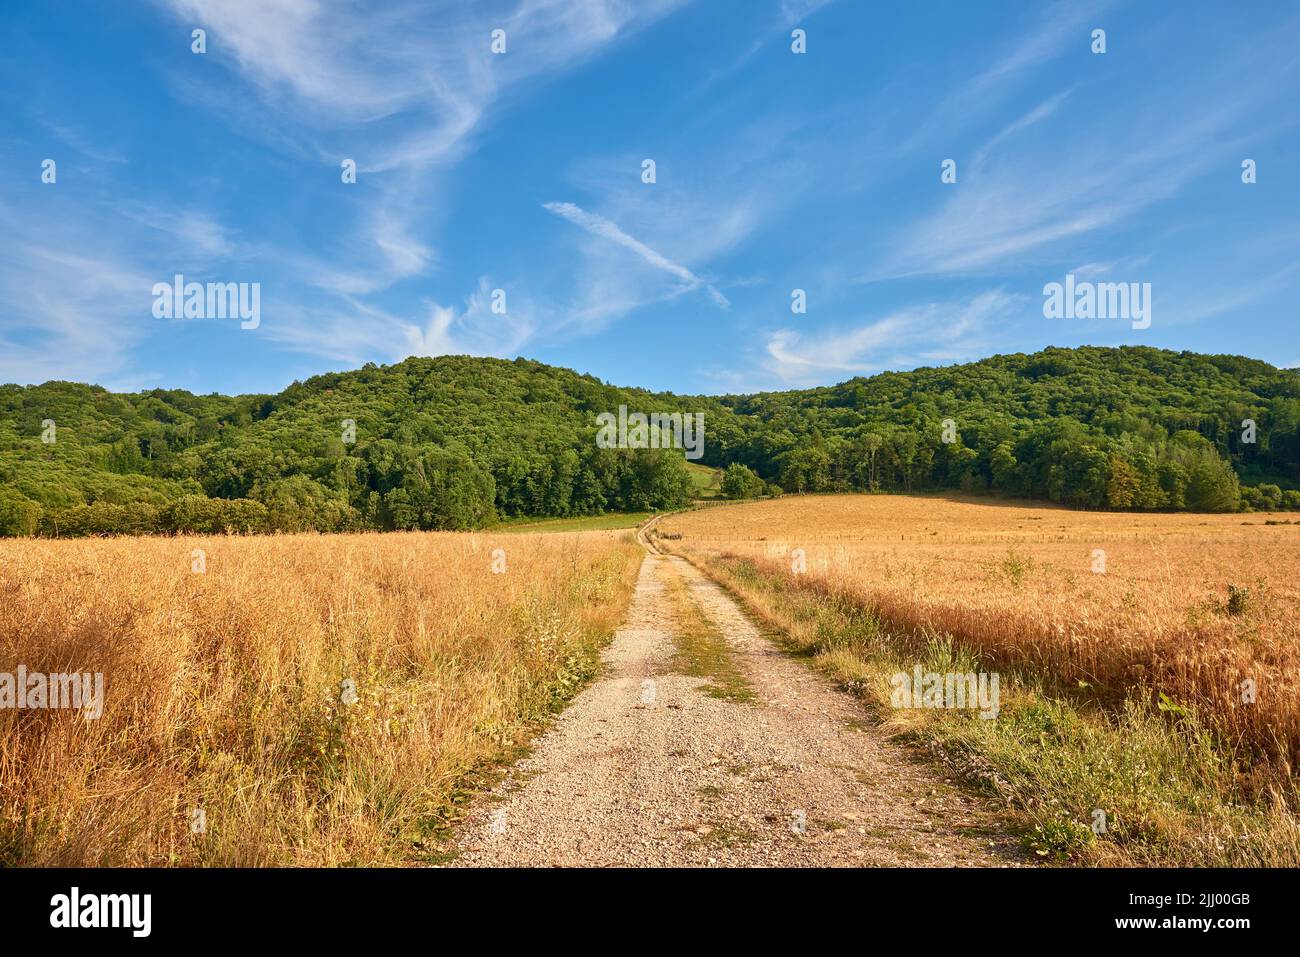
[660,494,1300,864]
[660,494,1300,778]
[0,529,641,866]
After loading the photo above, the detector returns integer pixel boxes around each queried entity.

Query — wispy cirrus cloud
[970,87,1073,169]
[0,243,152,387]
[32,0,691,371]
[898,0,1110,154]
[264,277,535,365]
[694,0,838,92]
[875,20,1300,282]
[34,116,128,166]
[0,192,248,387]
[155,0,690,287]
[0,0,695,382]
[543,201,730,309]
[878,98,1284,280]
[112,201,239,260]
[7,0,1297,397]
[764,290,1022,386]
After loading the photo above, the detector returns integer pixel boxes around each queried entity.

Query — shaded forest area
[2,346,1298,536]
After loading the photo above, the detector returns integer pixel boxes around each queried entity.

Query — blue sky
[1,0,1298,396]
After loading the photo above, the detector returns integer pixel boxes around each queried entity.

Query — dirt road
[451,519,1021,867]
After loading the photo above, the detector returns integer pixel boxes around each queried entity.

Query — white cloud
[763,290,1021,385]
[0,237,153,385]
[0,197,246,386]
[971,88,1073,169]
[543,200,731,308]
[899,1,1109,153]
[113,201,238,261]
[155,0,690,287]
[780,0,835,21]
[262,278,535,365]
[37,118,129,166]
[1068,256,1151,279]
[875,3,1300,282]
[878,102,1264,279]
[135,0,694,369]
[1161,258,1300,329]
[405,278,535,358]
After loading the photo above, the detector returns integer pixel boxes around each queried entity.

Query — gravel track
[451,524,1023,867]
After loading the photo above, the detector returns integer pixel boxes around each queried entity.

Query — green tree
[0,490,42,536]
[1185,458,1241,512]
[721,463,765,499]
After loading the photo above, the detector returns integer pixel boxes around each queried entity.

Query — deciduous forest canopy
[2,346,1298,536]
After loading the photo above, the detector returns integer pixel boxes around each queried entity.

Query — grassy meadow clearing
[656,494,1300,865]
[491,512,652,533]
[0,529,642,866]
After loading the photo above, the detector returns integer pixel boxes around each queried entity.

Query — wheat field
[0,529,641,866]
[660,495,1300,775]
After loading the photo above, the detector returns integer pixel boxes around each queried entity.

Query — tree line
[2,347,1297,537]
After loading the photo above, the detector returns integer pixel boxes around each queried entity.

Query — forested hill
[2,346,1298,536]
[708,347,1300,512]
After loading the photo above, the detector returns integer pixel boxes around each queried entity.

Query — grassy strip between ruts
[660,562,755,703]
[667,548,1300,866]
